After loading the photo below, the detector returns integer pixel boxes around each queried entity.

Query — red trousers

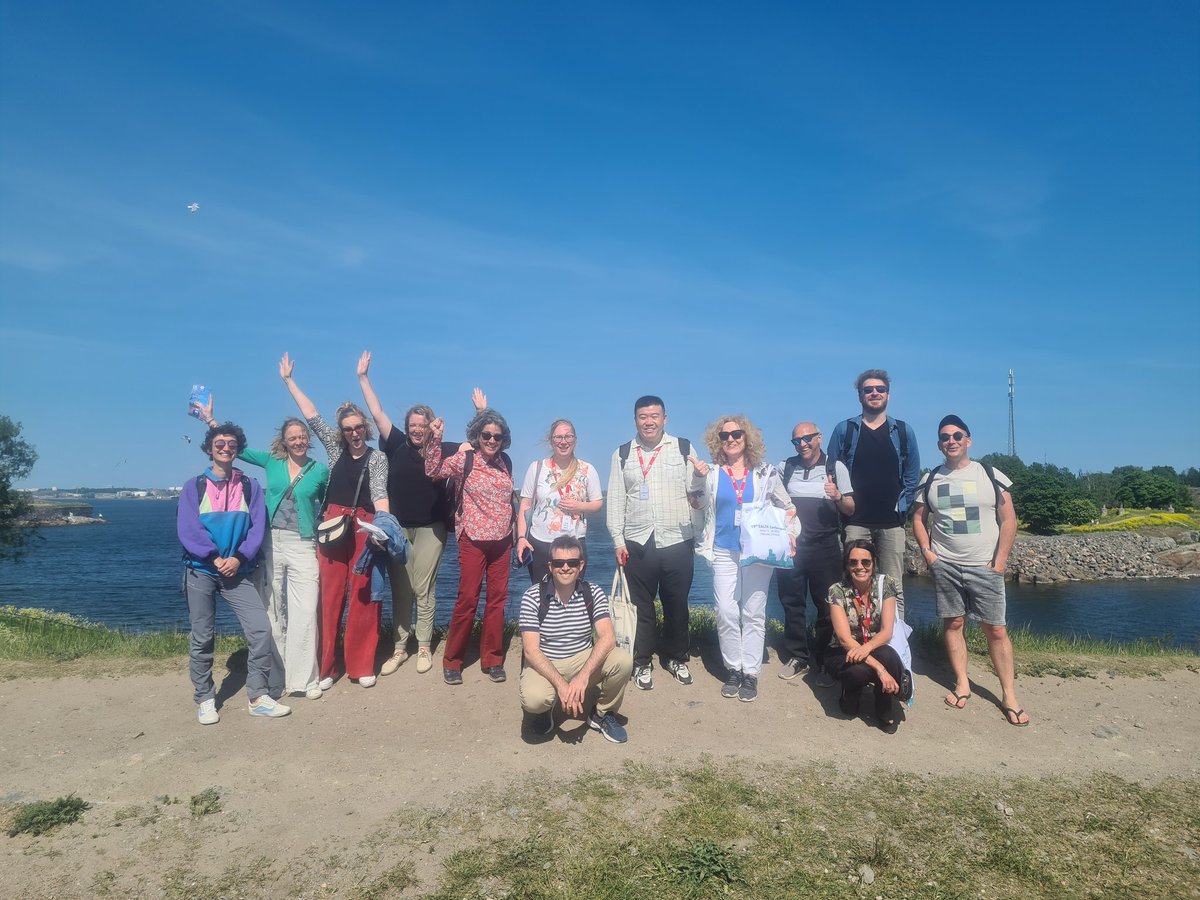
[317,504,380,679]
[443,535,512,671]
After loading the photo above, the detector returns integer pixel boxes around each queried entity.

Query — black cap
[937,414,970,436]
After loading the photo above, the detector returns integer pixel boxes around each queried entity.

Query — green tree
[1010,469,1076,533]
[1060,497,1099,525]
[1114,471,1191,510]
[0,415,39,562]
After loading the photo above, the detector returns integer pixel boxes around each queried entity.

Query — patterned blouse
[826,574,900,647]
[307,415,388,503]
[424,442,514,542]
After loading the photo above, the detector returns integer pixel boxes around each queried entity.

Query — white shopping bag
[739,503,794,569]
[608,567,638,656]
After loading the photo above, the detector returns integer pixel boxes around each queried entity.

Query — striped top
[519,580,611,660]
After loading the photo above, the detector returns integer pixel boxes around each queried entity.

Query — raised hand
[279,353,295,380]
[429,417,445,442]
[472,387,487,411]
[356,351,371,378]
[690,456,710,477]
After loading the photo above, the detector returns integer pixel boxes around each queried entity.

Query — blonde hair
[269,417,311,459]
[703,414,766,468]
[546,418,579,488]
[335,401,375,448]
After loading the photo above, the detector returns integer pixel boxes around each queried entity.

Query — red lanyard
[636,445,662,480]
[852,587,873,645]
[549,461,573,500]
[724,466,747,505]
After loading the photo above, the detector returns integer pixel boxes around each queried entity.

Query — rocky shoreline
[905,530,1200,582]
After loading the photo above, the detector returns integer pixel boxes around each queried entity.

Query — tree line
[975,453,1196,533]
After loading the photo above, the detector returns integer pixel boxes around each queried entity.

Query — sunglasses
[938,431,966,444]
[549,558,582,569]
[718,429,745,442]
[212,440,239,451]
[847,558,874,568]
[480,431,503,443]
[791,433,819,447]
[341,424,366,435]
[860,385,889,395]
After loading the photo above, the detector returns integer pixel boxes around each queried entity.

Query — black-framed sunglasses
[860,385,889,395]
[847,558,874,568]
[718,429,745,442]
[479,431,503,443]
[550,558,582,569]
[791,433,820,447]
[938,431,966,444]
[341,424,366,434]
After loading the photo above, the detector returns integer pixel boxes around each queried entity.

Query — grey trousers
[185,568,272,703]
[844,524,907,620]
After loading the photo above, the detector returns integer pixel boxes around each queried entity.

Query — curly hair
[269,417,311,459]
[854,369,891,392]
[702,414,766,467]
[465,407,512,451]
[202,422,248,457]
[334,401,375,448]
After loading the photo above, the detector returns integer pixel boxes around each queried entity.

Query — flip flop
[944,692,970,710]
[1002,706,1030,727]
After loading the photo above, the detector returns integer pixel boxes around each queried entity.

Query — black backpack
[922,462,1003,510]
[536,577,596,625]
[781,451,838,496]
[617,437,691,469]
[837,418,909,478]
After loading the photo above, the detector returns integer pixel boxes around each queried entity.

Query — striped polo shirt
[518,580,611,660]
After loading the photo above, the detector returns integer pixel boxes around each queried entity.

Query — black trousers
[827,643,904,718]
[777,538,841,669]
[624,535,694,667]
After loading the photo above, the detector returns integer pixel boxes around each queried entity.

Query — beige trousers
[388,522,448,647]
[519,647,632,716]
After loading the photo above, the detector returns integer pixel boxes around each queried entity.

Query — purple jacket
[177,467,266,575]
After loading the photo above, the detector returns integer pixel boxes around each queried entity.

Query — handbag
[316,452,370,547]
[739,502,794,569]
[608,566,638,656]
[880,575,915,706]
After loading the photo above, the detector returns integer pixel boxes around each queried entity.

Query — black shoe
[899,671,913,702]
[443,668,463,686]
[525,708,554,735]
[484,666,507,683]
[839,688,861,717]
[721,670,742,699]
[738,674,759,703]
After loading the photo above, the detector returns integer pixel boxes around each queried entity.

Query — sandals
[944,692,971,710]
[1002,706,1030,727]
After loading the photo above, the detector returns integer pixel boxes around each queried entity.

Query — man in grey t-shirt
[912,415,1029,727]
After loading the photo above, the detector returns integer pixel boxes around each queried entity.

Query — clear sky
[2,2,1197,488]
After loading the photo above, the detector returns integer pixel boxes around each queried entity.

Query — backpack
[194,472,252,509]
[782,451,838,495]
[838,418,909,477]
[455,448,514,521]
[922,461,1003,510]
[618,437,691,469]
[536,577,596,625]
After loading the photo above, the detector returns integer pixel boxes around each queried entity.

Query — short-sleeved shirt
[379,431,458,527]
[916,461,1013,566]
[519,580,611,660]
[779,454,854,545]
[520,458,603,542]
[826,574,900,648]
[848,423,901,528]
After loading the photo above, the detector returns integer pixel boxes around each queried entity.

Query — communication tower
[1007,368,1017,457]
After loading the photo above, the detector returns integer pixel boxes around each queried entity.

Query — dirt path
[3,652,1197,897]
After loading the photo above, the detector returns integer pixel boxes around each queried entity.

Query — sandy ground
[2,646,1198,898]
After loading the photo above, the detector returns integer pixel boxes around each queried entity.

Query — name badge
[639,484,650,501]
[734,509,742,527]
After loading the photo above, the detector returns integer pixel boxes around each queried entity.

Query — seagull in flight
[187,202,200,213]
[182,434,192,444]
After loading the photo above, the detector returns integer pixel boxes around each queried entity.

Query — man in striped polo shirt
[518,535,633,742]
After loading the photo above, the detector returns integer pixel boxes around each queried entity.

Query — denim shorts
[931,560,1007,626]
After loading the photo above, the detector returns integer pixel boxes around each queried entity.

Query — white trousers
[712,546,772,676]
[256,527,321,694]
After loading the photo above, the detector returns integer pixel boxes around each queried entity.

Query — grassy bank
[3,604,1196,680]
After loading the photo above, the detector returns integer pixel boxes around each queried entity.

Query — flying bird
[187,203,200,213]
[182,434,192,444]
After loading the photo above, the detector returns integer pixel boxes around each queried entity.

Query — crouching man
[519,535,633,742]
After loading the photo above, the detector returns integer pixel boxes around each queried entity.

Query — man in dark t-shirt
[825,369,920,618]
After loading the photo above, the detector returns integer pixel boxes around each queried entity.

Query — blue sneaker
[587,710,628,744]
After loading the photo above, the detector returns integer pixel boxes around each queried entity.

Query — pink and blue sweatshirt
[177,467,266,575]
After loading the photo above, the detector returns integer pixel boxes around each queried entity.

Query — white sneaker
[305,686,323,700]
[248,695,291,718]
[198,698,219,725]
[318,676,334,692]
[416,647,433,674]
[358,675,377,688]
[380,650,408,676]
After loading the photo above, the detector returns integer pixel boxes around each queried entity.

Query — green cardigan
[237,448,330,540]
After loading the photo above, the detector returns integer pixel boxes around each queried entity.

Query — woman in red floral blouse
[425,408,516,685]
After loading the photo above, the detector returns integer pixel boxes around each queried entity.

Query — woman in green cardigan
[203,401,329,699]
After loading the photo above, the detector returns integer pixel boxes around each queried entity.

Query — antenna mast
[1007,368,1017,457]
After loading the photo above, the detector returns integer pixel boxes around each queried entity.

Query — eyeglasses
[552,434,576,443]
[479,431,503,443]
[718,429,745,442]
[341,424,366,435]
[860,385,889,395]
[847,558,874,569]
[938,431,966,444]
[212,440,239,451]
[549,558,582,569]
[791,433,820,447]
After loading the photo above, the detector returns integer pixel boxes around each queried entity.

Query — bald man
[775,422,855,684]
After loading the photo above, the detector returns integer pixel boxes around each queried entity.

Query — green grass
[417,763,1200,899]
[188,788,222,818]
[7,795,90,837]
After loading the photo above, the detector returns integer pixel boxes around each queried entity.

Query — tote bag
[608,567,638,656]
[739,503,794,569]
[881,575,915,707]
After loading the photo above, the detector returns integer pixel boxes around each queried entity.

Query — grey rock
[1092,725,1122,739]
[858,864,876,886]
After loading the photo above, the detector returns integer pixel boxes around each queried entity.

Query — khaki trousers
[519,646,632,716]
[388,522,448,647]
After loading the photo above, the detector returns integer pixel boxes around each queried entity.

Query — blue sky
[2,2,1197,488]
